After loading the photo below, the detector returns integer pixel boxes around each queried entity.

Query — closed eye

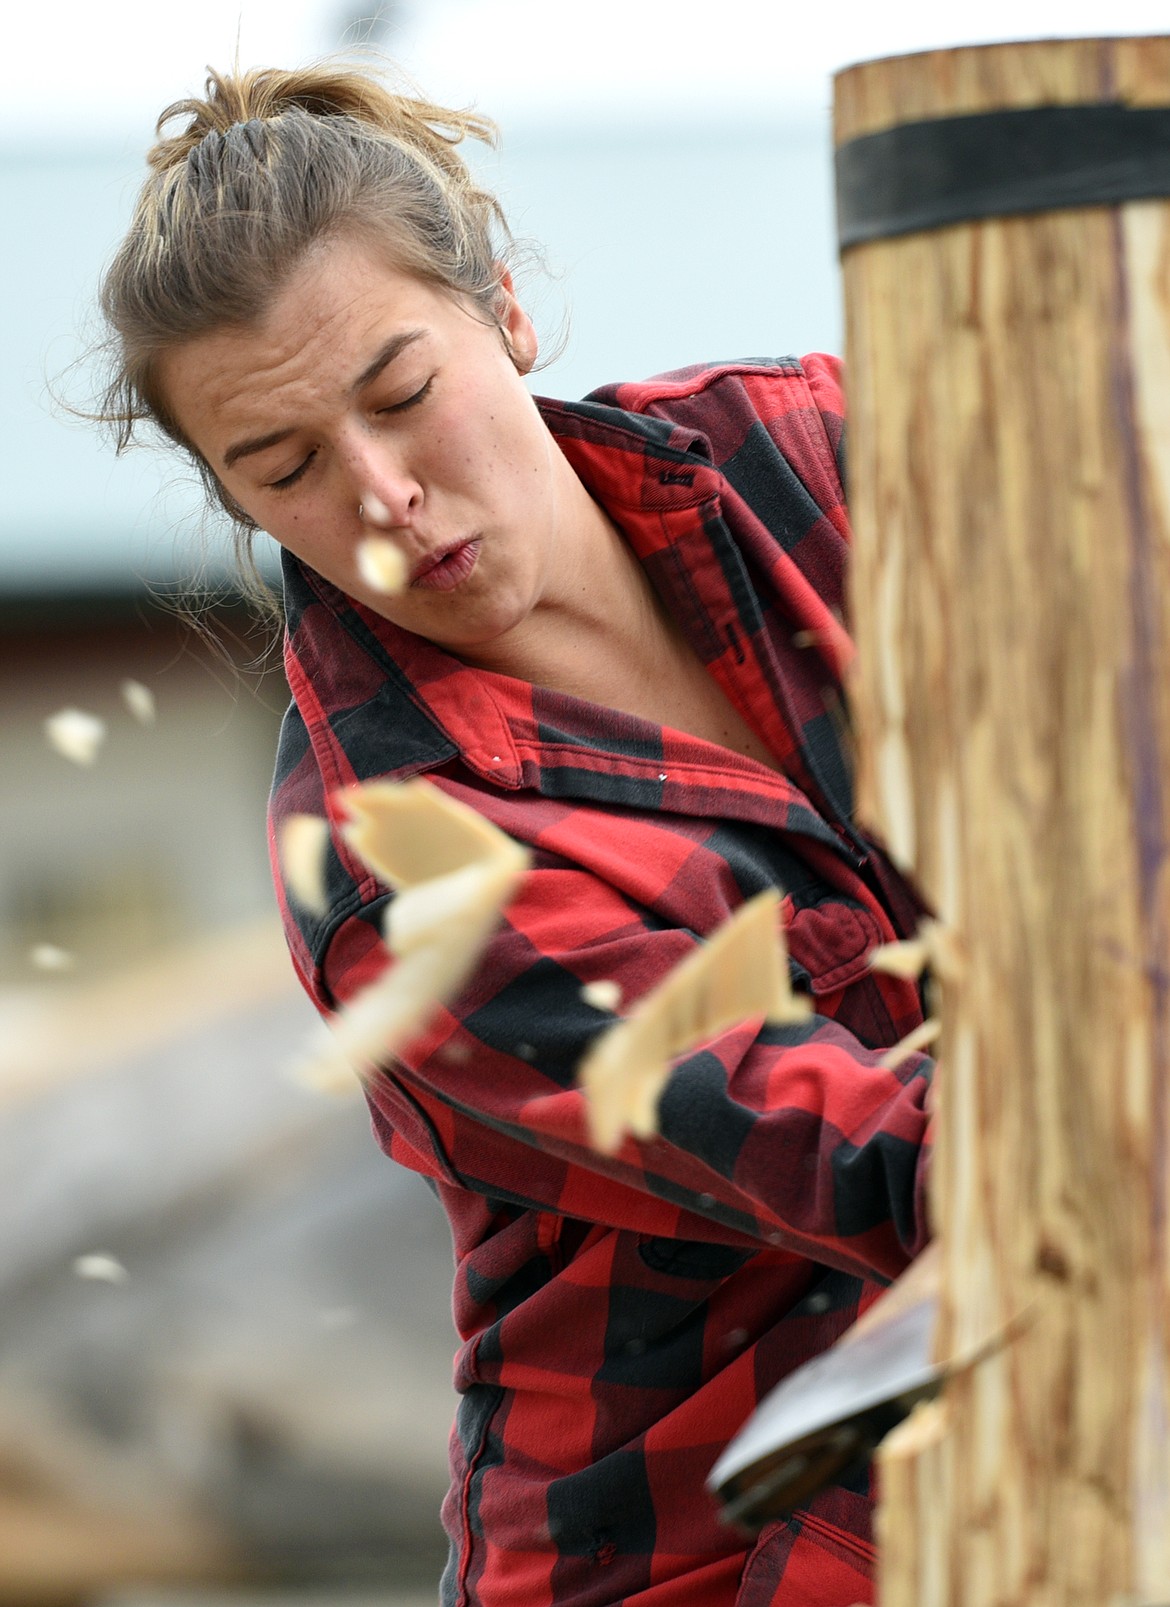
[265,378,433,491]
[268,453,315,491]
[380,376,433,414]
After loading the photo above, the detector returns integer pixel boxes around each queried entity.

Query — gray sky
[7,0,1170,141]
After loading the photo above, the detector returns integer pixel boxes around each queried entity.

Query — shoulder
[582,355,846,474]
[585,355,844,414]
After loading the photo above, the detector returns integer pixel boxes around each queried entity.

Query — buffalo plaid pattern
[269,357,935,1607]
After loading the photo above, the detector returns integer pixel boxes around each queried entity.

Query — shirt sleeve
[319,853,933,1287]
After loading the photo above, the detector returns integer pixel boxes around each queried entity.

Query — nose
[354,463,423,531]
[358,494,400,527]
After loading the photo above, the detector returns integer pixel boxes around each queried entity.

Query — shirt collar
[280,396,851,854]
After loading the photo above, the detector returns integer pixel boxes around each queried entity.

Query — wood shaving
[868,938,931,979]
[772,991,815,1026]
[340,779,515,887]
[869,922,966,985]
[878,1018,942,1071]
[120,678,156,724]
[387,861,514,955]
[578,890,811,1154]
[921,918,966,983]
[356,537,408,594]
[581,979,623,1012]
[44,708,106,766]
[279,814,331,916]
[293,781,530,1088]
[295,908,510,1090]
[73,1252,128,1284]
[30,944,74,972]
[287,1050,360,1098]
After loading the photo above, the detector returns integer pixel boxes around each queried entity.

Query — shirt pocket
[786,900,886,998]
[734,1512,876,1607]
[786,897,921,1051]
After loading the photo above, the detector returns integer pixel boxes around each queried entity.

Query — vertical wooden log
[836,36,1170,1607]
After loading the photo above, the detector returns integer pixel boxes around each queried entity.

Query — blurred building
[0,594,283,981]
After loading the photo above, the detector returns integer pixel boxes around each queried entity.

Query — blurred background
[1,0,1167,1602]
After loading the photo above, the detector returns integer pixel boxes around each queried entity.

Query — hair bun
[146,63,496,179]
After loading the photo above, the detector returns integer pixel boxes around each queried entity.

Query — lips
[410,537,482,592]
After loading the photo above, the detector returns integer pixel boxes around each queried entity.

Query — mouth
[410,537,482,592]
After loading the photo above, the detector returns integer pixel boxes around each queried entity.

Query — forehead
[267,234,450,338]
[157,238,454,437]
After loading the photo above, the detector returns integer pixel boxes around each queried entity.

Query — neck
[461,467,666,695]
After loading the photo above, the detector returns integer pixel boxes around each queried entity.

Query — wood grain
[836,35,1170,1606]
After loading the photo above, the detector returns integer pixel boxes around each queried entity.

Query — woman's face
[158,235,568,654]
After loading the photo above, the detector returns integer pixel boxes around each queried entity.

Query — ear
[495,268,538,375]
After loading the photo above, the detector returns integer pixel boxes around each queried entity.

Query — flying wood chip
[581,979,623,1013]
[340,780,516,888]
[293,781,530,1088]
[45,708,106,766]
[920,919,965,983]
[73,1252,128,1284]
[30,944,75,972]
[869,921,965,984]
[868,938,931,979]
[879,1018,942,1072]
[120,679,156,724]
[279,814,331,916]
[356,537,408,594]
[578,890,812,1154]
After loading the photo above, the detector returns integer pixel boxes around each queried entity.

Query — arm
[322,847,933,1286]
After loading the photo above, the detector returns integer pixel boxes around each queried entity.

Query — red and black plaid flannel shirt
[269,356,935,1607]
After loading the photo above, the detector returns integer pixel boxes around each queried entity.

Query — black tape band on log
[836,103,1170,249]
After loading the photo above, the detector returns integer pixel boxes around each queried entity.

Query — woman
[98,62,934,1607]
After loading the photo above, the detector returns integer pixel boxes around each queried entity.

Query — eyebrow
[221,328,428,471]
[350,327,426,396]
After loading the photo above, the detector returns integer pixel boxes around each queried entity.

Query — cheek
[268,505,347,581]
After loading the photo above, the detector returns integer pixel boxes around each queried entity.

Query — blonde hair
[98,62,514,606]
